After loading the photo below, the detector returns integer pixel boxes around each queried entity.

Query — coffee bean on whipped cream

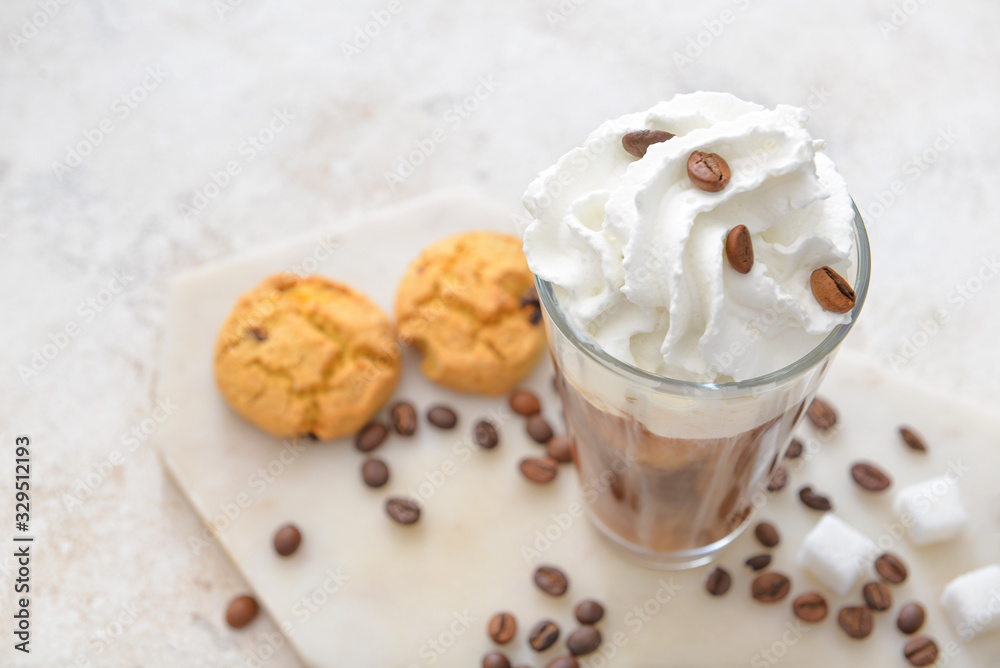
[745,554,772,571]
[391,401,418,436]
[899,426,928,453]
[838,606,874,639]
[520,457,559,483]
[574,600,605,625]
[385,497,420,525]
[851,461,892,492]
[687,151,731,192]
[528,619,561,651]
[475,420,499,449]
[526,415,554,444]
[546,435,574,463]
[354,421,388,452]
[273,523,302,556]
[725,225,754,274]
[806,397,838,430]
[427,405,458,429]
[810,266,856,313]
[534,565,569,596]
[705,566,732,596]
[798,485,833,511]
[483,652,512,668]
[767,467,788,492]
[488,612,517,644]
[622,129,674,158]
[361,458,390,488]
[510,390,542,416]
[226,595,259,629]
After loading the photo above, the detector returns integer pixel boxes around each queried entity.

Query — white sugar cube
[798,514,877,595]
[941,565,1000,642]
[894,476,968,546]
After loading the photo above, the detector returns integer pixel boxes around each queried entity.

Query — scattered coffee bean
[899,426,928,453]
[354,421,388,452]
[526,415,554,444]
[546,657,579,668]
[534,565,569,596]
[566,625,602,656]
[745,554,772,571]
[792,592,828,623]
[390,401,418,436]
[687,150,731,192]
[725,225,754,274]
[247,327,267,341]
[751,572,791,603]
[863,581,893,611]
[488,612,517,645]
[755,522,780,548]
[427,405,458,429]
[806,397,838,430]
[385,497,420,525]
[574,600,605,625]
[838,606,874,639]
[904,636,939,667]
[528,619,560,651]
[520,457,559,484]
[362,458,390,488]
[483,652,512,668]
[510,390,542,416]
[784,438,803,459]
[875,552,908,584]
[897,603,926,634]
[622,129,674,158]
[475,420,500,449]
[810,266,856,313]
[767,467,788,492]
[273,523,302,556]
[546,435,574,463]
[226,595,259,629]
[798,486,833,511]
[851,461,892,492]
[705,567,732,596]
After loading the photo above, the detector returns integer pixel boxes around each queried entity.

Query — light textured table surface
[1,1,998,666]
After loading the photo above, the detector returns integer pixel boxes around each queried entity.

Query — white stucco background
[1,1,998,666]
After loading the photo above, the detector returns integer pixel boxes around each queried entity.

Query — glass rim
[535,199,871,391]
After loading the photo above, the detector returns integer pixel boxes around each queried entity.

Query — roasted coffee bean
[390,401,418,436]
[745,554,772,571]
[806,397,838,430]
[904,636,939,666]
[725,225,754,274]
[566,625,602,656]
[528,620,560,651]
[427,405,458,429]
[488,612,517,644]
[687,151,731,192]
[385,497,420,525]
[510,390,542,416]
[767,467,788,492]
[899,426,928,453]
[811,266,856,313]
[898,603,926,634]
[851,461,892,492]
[354,421,388,452]
[875,552,908,584]
[520,457,559,484]
[475,420,500,449]
[362,458,390,488]
[226,595,258,629]
[273,523,302,556]
[784,438,803,459]
[792,592,828,623]
[798,485,833,511]
[574,600,605,625]
[838,606,874,639]
[526,415,554,444]
[751,572,791,603]
[622,129,674,158]
[755,522,780,548]
[546,435,574,463]
[705,567,732,596]
[863,581,893,611]
[546,657,579,668]
[534,565,569,596]
[483,652,512,668]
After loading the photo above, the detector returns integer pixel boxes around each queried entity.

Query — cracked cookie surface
[214,274,401,440]
[395,232,546,395]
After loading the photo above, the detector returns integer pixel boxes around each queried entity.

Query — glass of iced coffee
[523,92,870,568]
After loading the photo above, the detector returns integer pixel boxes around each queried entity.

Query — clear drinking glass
[537,203,871,569]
